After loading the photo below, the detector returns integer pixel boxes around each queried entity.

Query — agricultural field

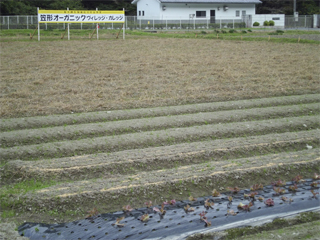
[0,30,319,239]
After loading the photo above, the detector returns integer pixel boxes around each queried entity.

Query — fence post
[166,19,167,29]
[153,18,154,30]
[81,22,82,30]
[8,16,9,29]
[233,19,234,29]
[27,16,28,29]
[139,19,141,29]
[180,19,181,29]
[193,18,195,29]
[305,15,306,28]
[207,19,208,29]
[220,19,221,29]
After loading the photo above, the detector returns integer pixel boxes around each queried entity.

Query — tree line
[0,0,319,16]
[257,0,320,15]
[0,0,136,15]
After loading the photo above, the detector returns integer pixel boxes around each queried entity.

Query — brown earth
[0,38,319,118]
[0,37,319,239]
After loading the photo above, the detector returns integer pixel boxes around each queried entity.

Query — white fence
[1,15,319,30]
[285,15,316,29]
[1,15,249,30]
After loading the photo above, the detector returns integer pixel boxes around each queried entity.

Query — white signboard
[38,10,125,23]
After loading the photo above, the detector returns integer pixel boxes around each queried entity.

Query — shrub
[263,20,269,26]
[276,29,284,34]
[226,22,246,28]
[269,20,275,26]
[201,30,207,34]
[229,29,237,33]
[253,22,260,26]
[235,22,246,28]
[221,29,227,33]
[241,30,247,33]
[248,29,252,32]
[209,23,221,29]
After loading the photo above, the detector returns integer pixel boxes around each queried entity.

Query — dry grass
[0,38,319,118]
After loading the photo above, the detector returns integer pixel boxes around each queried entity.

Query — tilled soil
[0,94,319,239]
[247,34,320,41]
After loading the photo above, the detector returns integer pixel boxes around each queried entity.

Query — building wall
[135,0,256,20]
[160,3,256,20]
[136,0,161,19]
[252,14,285,27]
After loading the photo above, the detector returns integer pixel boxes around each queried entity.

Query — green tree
[0,0,35,15]
[0,0,85,15]
[48,0,84,10]
[81,0,136,15]
[257,0,320,15]
[297,0,320,14]
[256,0,287,14]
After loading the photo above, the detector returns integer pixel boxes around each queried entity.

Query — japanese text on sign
[38,10,125,23]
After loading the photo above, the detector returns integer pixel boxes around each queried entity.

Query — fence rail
[1,15,318,30]
[0,15,249,30]
[285,15,314,29]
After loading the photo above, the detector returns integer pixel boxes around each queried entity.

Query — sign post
[123,8,125,40]
[37,7,40,41]
[96,8,99,40]
[37,9,125,41]
[67,8,70,40]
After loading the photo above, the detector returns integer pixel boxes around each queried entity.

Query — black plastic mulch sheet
[18,179,320,240]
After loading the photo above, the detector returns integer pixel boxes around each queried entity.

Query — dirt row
[8,149,320,216]
[1,115,319,162]
[0,94,319,229]
[1,102,318,148]
[3,129,319,183]
[1,94,318,131]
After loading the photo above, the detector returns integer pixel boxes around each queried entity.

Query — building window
[196,11,206,18]
[236,10,240,17]
[272,17,280,20]
[139,11,141,16]
[242,10,246,16]
[142,11,145,16]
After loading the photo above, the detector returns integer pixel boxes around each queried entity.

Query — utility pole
[293,0,296,14]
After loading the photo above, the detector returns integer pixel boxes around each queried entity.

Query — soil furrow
[3,130,319,182]
[7,149,319,216]
[0,115,318,162]
[1,102,318,148]
[1,94,319,132]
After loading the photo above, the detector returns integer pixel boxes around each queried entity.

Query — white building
[131,0,262,21]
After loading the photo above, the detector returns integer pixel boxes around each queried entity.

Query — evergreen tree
[257,0,320,15]
[0,0,136,15]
